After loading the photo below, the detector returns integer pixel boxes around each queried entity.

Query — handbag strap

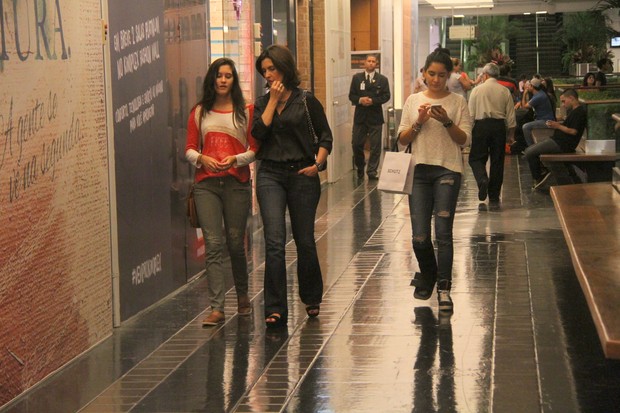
[194,105,203,153]
[301,90,319,145]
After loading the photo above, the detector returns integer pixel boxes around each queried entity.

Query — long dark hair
[583,72,595,86]
[255,44,301,89]
[543,77,556,98]
[196,58,246,127]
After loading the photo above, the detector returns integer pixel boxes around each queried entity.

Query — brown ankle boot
[237,295,252,315]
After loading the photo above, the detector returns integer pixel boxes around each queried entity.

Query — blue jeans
[194,176,251,312]
[257,161,323,321]
[522,119,551,147]
[408,164,462,283]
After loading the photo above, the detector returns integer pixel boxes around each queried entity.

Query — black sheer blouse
[252,88,333,162]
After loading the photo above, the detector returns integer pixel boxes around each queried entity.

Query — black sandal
[265,313,286,328]
[305,305,320,318]
[411,272,436,300]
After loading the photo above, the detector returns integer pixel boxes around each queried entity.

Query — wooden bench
[550,183,620,359]
[540,137,619,183]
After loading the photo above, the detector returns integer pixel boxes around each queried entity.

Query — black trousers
[468,118,507,201]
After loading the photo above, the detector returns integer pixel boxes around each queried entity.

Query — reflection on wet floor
[4,155,620,413]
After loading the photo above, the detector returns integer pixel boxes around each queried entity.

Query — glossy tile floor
[4,154,620,413]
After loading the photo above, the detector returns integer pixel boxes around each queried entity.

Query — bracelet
[197,154,203,164]
[411,122,422,133]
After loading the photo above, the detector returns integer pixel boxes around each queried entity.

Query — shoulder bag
[186,106,202,228]
[302,90,327,170]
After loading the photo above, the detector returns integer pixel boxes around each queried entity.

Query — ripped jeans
[408,164,462,284]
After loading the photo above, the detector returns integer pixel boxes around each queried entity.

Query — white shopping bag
[377,144,415,195]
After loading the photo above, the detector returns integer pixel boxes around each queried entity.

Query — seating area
[550,182,620,359]
[540,137,620,183]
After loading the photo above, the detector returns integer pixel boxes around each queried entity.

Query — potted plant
[556,11,615,74]
[463,16,522,73]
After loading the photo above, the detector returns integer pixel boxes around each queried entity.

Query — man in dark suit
[349,54,391,179]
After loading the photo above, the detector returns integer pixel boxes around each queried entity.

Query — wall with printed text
[0,0,112,404]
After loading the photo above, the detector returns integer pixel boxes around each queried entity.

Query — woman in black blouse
[252,45,332,328]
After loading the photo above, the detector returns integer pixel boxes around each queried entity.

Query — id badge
[360,82,366,91]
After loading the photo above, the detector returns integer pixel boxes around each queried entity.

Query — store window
[256,0,296,53]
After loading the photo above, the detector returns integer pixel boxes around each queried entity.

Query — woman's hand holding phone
[429,103,449,124]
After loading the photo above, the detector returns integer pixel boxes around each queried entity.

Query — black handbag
[302,90,327,170]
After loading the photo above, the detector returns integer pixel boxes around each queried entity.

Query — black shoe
[478,179,488,201]
[357,170,364,179]
[412,272,437,300]
[367,174,378,180]
[533,171,551,189]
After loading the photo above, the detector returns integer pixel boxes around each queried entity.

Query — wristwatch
[315,161,326,172]
[443,120,454,128]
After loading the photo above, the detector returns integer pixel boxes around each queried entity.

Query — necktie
[366,74,370,83]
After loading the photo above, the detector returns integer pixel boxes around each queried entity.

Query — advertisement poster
[108,0,181,320]
[0,0,111,403]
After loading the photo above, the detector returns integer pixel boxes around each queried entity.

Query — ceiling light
[435,4,494,9]
[427,0,493,9]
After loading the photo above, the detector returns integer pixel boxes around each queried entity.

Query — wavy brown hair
[196,58,246,127]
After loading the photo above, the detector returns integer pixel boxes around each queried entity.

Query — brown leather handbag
[187,106,202,228]
[186,185,199,228]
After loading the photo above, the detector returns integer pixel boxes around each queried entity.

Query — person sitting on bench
[523,88,587,189]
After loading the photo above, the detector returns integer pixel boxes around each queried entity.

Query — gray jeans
[194,176,251,312]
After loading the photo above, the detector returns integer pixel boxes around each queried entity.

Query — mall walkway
[3,154,620,413]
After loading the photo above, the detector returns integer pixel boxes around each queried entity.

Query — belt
[475,118,505,123]
[261,159,314,170]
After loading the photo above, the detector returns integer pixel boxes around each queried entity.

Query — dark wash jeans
[256,162,323,321]
[408,164,462,284]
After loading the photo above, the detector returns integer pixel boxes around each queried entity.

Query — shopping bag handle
[391,135,412,153]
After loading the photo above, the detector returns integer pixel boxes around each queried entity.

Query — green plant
[463,16,524,70]
[556,11,615,71]
[585,101,620,140]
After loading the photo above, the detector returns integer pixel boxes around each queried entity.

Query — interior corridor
[4,154,620,413]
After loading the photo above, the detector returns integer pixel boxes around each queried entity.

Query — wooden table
[550,183,620,359]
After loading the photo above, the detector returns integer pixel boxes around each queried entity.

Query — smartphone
[430,104,442,110]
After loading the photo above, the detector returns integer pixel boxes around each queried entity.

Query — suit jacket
[348,71,391,125]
